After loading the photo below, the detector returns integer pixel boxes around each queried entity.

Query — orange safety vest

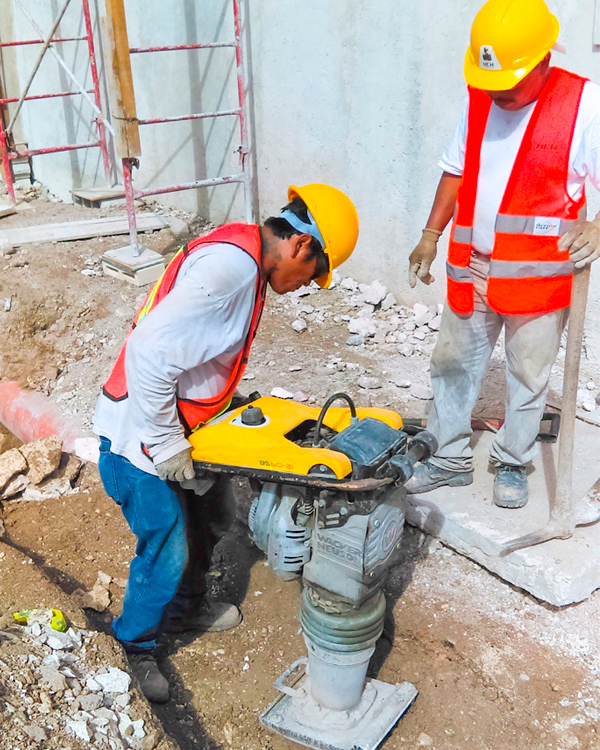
[103,223,266,434]
[447,67,588,316]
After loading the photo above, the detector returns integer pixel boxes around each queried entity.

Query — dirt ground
[2,189,600,750]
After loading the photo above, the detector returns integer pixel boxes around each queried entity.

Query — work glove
[558,219,600,269]
[155,448,195,482]
[408,228,442,288]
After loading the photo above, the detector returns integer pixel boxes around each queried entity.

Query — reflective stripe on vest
[446,261,473,282]
[452,225,473,244]
[489,259,574,279]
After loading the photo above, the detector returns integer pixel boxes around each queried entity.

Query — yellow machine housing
[189,396,403,480]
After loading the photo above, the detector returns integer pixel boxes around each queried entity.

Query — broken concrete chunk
[291,318,307,333]
[40,664,68,692]
[23,724,48,743]
[21,477,71,502]
[77,693,103,712]
[0,448,28,491]
[357,376,382,390]
[428,314,442,331]
[62,453,83,484]
[271,387,294,399]
[94,668,131,694]
[347,318,377,337]
[67,719,91,742]
[359,279,387,306]
[0,473,30,499]
[19,435,62,485]
[346,334,365,347]
[381,292,397,311]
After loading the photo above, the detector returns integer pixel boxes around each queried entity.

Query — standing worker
[407,0,600,507]
[93,184,359,702]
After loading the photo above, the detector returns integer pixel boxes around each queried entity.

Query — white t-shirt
[439,79,600,254]
[92,242,259,474]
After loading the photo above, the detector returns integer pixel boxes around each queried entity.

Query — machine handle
[272,657,308,698]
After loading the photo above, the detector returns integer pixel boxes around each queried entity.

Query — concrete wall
[3,0,600,361]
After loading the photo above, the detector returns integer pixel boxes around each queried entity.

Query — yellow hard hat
[464,0,559,91]
[288,183,359,289]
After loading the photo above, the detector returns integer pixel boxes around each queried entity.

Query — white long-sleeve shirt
[439,79,600,254]
[93,242,259,474]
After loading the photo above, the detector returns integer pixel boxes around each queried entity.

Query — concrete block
[0,448,28,491]
[397,422,600,606]
[19,436,62,485]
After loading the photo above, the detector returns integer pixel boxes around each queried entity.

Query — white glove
[558,219,600,269]
[408,228,442,288]
[155,448,195,482]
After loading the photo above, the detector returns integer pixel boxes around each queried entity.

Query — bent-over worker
[93,184,359,702]
[406,0,600,508]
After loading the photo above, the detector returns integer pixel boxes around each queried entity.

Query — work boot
[493,464,528,508]
[405,460,473,494]
[166,600,242,635]
[128,652,169,703]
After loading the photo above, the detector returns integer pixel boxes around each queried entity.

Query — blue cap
[278,208,324,249]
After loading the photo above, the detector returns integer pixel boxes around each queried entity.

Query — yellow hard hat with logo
[464,0,559,91]
[287,183,359,289]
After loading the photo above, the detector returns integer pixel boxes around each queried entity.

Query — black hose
[312,392,357,448]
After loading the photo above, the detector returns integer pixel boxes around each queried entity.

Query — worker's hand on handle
[156,448,195,482]
[558,219,600,269]
[408,228,442,288]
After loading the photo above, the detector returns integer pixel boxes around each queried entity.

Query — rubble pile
[0,611,155,750]
[282,271,443,360]
[0,435,82,502]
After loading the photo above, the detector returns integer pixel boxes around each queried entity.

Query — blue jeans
[98,437,235,652]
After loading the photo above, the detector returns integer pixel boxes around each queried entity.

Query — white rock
[586,380,596,391]
[390,376,411,388]
[428,314,442,331]
[360,280,387,306]
[417,733,433,747]
[67,720,90,742]
[381,293,397,311]
[74,437,100,464]
[94,668,131,694]
[346,335,365,347]
[357,305,375,319]
[582,400,596,413]
[289,365,302,372]
[241,372,255,380]
[410,384,434,400]
[271,387,294,399]
[403,321,416,332]
[292,391,309,402]
[1,473,30,499]
[46,627,78,651]
[340,277,359,292]
[298,304,315,315]
[348,318,377,337]
[357,376,381,390]
[398,343,415,357]
[412,302,428,318]
[291,319,307,333]
[412,330,426,341]
[132,719,145,739]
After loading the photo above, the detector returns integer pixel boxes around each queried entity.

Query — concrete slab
[397,420,600,606]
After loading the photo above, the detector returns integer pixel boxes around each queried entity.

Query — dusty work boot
[166,600,242,635]
[405,460,473,494]
[493,464,528,508]
[128,652,169,703]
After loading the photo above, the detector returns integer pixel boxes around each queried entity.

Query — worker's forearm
[425,172,461,233]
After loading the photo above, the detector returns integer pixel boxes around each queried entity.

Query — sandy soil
[1,192,600,750]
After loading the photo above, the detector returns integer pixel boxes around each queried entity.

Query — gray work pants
[427,251,568,471]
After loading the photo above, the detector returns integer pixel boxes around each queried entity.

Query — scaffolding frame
[116,0,252,257]
[0,0,112,204]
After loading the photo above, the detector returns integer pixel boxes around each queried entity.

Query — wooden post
[102,0,141,158]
